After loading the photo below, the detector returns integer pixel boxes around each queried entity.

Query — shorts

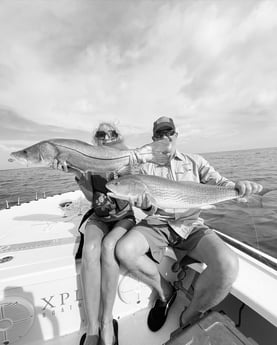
[86,214,135,232]
[79,210,136,234]
[133,217,214,263]
[76,215,135,259]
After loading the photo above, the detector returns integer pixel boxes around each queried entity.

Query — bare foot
[100,320,114,345]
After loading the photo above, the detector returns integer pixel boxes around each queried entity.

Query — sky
[1,0,277,170]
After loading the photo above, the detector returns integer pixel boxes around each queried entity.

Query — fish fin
[70,166,85,175]
[146,194,158,208]
[117,165,130,175]
[236,197,248,203]
[199,204,216,210]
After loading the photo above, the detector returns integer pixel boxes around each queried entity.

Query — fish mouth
[107,192,118,198]
[8,154,28,165]
[106,184,128,200]
[8,153,18,163]
[107,191,130,201]
[106,185,120,197]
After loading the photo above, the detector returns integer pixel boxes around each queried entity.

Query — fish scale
[106,174,239,209]
[9,138,169,174]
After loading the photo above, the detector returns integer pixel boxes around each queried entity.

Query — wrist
[142,205,152,211]
[142,205,157,215]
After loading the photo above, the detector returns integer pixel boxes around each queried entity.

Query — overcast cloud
[1,0,277,169]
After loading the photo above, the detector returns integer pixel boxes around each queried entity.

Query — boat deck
[1,191,277,345]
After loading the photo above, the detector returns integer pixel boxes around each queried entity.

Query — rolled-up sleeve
[128,149,146,166]
[198,155,235,187]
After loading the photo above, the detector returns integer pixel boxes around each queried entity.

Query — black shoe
[79,333,86,345]
[113,319,119,345]
[147,288,177,332]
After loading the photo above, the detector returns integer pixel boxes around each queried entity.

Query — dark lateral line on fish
[54,143,130,161]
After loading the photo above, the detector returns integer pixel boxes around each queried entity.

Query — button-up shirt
[140,150,235,239]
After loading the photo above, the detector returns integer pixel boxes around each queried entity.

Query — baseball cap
[153,116,175,136]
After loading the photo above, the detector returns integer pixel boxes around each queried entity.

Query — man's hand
[136,139,171,165]
[235,181,263,198]
[130,192,153,210]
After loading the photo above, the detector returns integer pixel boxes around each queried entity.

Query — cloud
[0,106,90,149]
[167,2,277,115]
[0,0,276,166]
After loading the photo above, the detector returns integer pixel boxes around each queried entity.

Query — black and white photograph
[0,1,276,345]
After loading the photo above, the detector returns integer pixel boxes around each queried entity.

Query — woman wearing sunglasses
[75,122,135,345]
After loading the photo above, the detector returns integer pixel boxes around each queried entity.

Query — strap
[78,207,94,231]
[75,207,94,260]
[75,232,84,260]
[91,174,109,193]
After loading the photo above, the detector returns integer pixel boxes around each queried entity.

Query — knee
[115,239,137,266]
[101,236,117,262]
[82,238,101,265]
[216,251,239,286]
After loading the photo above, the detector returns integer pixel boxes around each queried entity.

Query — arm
[197,155,262,197]
[129,140,170,167]
[197,155,235,187]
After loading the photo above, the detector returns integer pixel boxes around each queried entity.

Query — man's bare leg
[179,232,239,326]
[116,229,173,302]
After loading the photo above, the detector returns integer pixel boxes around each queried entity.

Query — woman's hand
[52,158,84,178]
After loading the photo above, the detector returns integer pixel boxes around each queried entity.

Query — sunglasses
[95,130,118,140]
[154,129,176,139]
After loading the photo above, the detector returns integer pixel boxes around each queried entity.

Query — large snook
[106,174,239,209]
[8,138,169,174]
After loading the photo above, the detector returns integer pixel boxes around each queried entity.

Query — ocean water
[201,147,277,264]
[0,147,276,261]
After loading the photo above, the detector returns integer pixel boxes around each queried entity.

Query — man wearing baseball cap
[116,116,262,332]
[153,116,176,133]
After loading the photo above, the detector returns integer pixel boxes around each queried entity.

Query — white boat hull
[1,191,277,345]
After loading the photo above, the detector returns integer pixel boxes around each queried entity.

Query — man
[116,116,262,332]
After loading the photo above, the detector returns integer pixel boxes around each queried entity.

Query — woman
[76,122,135,345]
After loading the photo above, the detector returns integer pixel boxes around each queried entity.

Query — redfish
[106,174,239,209]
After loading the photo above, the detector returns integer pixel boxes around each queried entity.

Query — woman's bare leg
[100,218,134,345]
[81,219,109,345]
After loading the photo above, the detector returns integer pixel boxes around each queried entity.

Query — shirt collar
[172,150,184,161]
